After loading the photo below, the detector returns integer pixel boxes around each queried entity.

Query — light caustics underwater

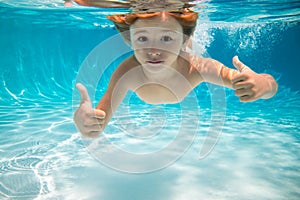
[0,0,300,199]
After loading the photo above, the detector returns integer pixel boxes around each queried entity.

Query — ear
[181,36,192,52]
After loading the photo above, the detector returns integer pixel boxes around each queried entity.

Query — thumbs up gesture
[231,56,277,102]
[73,83,106,138]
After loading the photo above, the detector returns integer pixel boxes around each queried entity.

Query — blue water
[1,1,300,199]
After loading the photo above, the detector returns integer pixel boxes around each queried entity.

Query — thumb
[94,109,106,119]
[76,83,91,104]
[232,56,251,72]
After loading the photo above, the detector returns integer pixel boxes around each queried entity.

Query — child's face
[130,14,184,72]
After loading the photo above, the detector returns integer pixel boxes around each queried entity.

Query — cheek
[164,51,179,63]
[163,43,182,57]
[135,49,145,55]
[134,49,146,61]
[175,40,184,50]
[164,40,183,54]
[132,42,142,50]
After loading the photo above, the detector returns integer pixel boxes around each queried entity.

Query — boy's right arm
[74,59,132,138]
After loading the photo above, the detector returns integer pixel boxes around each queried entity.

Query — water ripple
[0,82,300,199]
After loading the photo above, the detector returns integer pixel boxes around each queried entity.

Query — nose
[147,49,161,57]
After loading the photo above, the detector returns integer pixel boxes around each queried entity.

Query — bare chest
[134,78,195,104]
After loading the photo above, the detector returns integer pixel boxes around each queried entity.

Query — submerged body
[74,12,278,138]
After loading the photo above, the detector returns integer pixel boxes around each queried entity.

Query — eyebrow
[133,29,178,35]
[133,30,149,35]
[161,30,177,33]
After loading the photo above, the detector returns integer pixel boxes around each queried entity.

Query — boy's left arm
[198,55,278,102]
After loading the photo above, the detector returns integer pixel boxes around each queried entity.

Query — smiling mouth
[147,60,164,64]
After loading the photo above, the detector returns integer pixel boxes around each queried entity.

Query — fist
[73,83,106,138]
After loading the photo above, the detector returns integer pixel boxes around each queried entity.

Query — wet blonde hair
[107,10,198,43]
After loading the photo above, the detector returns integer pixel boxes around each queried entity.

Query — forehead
[130,15,182,33]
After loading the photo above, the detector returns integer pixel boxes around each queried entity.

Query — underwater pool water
[0,0,300,199]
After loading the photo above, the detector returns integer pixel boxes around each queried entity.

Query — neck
[141,58,181,83]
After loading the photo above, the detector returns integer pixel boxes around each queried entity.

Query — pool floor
[0,88,299,199]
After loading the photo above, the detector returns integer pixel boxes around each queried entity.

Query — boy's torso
[119,54,203,104]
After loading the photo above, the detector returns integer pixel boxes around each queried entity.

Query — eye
[137,36,148,42]
[161,36,173,42]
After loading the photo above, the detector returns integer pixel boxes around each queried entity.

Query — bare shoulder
[177,52,206,86]
[182,52,225,86]
[187,53,212,72]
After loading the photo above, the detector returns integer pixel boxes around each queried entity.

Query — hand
[64,0,73,7]
[73,83,106,138]
[231,56,276,102]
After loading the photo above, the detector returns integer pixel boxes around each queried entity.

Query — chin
[143,64,165,73]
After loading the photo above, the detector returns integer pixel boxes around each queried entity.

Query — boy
[73,10,278,138]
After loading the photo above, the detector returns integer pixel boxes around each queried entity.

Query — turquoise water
[1,0,300,199]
